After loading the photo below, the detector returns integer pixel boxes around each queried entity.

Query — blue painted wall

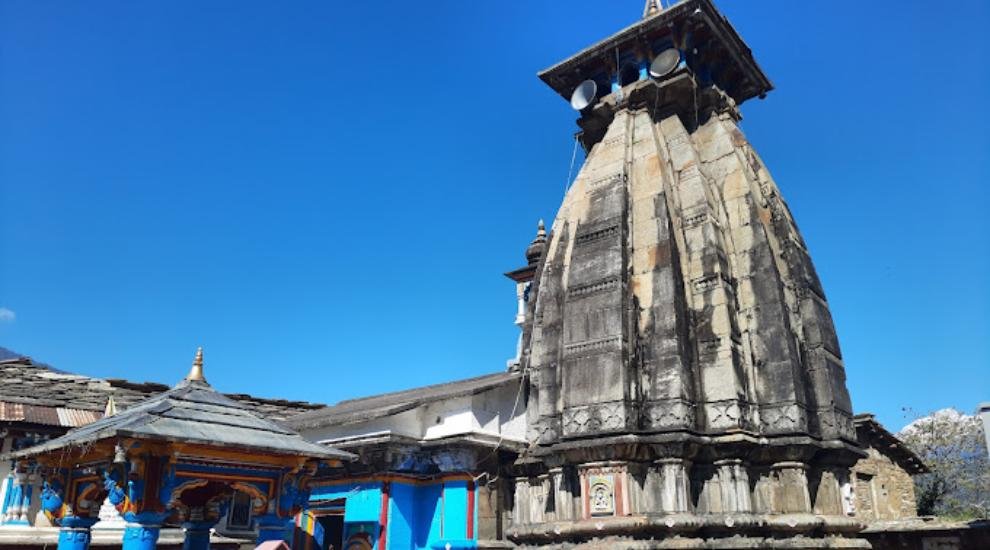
[309,478,476,550]
[441,481,468,541]
[419,483,443,550]
[309,481,382,549]
[386,483,415,550]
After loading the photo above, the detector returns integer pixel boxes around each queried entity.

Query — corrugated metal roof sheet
[20,404,60,426]
[0,402,24,422]
[56,408,102,427]
[0,401,102,428]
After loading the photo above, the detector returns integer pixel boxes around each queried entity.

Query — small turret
[505,220,547,371]
[524,220,547,265]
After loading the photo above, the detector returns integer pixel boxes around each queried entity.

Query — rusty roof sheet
[0,401,102,428]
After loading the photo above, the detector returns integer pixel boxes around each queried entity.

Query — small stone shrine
[4,349,354,550]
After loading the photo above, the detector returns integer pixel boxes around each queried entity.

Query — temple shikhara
[2,0,958,549]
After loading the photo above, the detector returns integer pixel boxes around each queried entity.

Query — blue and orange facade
[296,474,480,550]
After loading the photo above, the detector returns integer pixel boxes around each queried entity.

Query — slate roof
[854,413,929,475]
[285,371,522,430]
[8,379,354,461]
[0,357,323,427]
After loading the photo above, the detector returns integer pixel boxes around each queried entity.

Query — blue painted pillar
[20,480,34,523]
[4,471,28,525]
[0,472,15,524]
[57,516,98,550]
[181,520,215,550]
[122,522,162,550]
[255,514,291,545]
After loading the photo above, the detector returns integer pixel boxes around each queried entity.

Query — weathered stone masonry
[507,1,867,548]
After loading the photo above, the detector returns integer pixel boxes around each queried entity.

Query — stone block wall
[852,446,919,520]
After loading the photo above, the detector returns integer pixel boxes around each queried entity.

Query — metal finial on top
[537,219,546,237]
[186,347,207,382]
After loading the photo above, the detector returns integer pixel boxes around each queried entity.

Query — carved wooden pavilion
[4,349,354,550]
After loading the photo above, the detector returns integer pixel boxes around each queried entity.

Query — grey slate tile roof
[8,379,355,461]
[285,371,521,430]
[0,358,323,426]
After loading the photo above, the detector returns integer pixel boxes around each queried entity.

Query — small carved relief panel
[588,474,615,516]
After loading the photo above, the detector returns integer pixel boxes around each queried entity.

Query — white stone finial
[103,395,117,417]
[643,0,663,18]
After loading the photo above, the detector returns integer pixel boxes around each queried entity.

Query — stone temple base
[510,513,871,549]
[515,536,869,550]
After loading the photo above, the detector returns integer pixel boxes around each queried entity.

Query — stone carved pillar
[771,462,812,514]
[811,467,849,516]
[657,459,691,513]
[715,459,751,513]
[511,478,528,527]
[530,476,549,524]
[549,468,578,522]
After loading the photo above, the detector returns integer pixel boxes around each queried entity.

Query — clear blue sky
[1,1,987,431]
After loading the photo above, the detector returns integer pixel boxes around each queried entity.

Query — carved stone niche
[577,462,630,519]
[809,465,853,517]
[695,459,753,514]
[627,458,692,515]
[514,475,552,526]
[771,461,812,514]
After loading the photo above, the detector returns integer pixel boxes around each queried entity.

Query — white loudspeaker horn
[570,79,598,110]
[649,48,681,78]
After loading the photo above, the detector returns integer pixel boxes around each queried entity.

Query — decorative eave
[504,264,537,283]
[538,0,772,107]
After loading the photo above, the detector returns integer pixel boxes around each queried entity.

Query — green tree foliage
[898,409,990,519]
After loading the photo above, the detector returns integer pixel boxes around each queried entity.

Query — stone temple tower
[508,1,867,548]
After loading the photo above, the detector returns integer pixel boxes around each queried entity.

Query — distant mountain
[898,408,976,437]
[0,346,25,361]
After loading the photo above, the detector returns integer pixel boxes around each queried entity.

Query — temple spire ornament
[185,347,206,383]
[643,0,662,18]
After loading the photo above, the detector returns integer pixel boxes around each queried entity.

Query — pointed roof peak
[526,219,548,265]
[185,347,207,384]
[103,394,118,417]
